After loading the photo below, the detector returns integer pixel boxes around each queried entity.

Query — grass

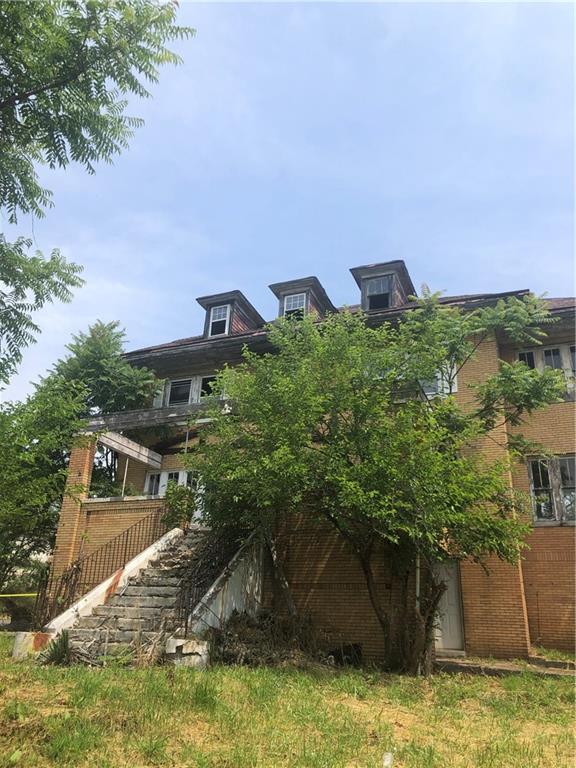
[0,633,574,767]
[532,645,575,664]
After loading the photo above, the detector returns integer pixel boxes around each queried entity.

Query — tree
[0,0,193,222]
[50,319,159,415]
[0,376,87,592]
[0,0,193,383]
[0,320,159,589]
[185,294,564,673]
[46,319,160,494]
[0,236,84,385]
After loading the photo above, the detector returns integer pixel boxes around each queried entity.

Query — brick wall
[50,439,96,580]
[522,527,575,651]
[265,516,408,664]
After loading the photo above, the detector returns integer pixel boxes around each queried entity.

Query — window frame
[528,455,576,526]
[208,304,231,337]
[166,378,194,406]
[363,274,392,311]
[145,469,192,497]
[283,292,307,317]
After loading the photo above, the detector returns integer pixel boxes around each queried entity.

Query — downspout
[415,551,421,676]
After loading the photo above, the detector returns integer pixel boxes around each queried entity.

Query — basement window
[283,293,306,318]
[209,305,230,336]
[529,456,575,525]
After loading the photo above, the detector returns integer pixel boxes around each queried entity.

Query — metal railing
[34,507,167,629]
[177,527,243,636]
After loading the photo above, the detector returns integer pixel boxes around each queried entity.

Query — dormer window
[209,305,230,336]
[283,292,306,318]
[365,275,392,310]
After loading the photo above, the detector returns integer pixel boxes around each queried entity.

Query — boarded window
[365,276,392,310]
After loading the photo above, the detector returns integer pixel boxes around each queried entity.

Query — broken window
[365,275,392,310]
[200,375,217,397]
[209,305,230,336]
[529,456,576,524]
[283,293,306,318]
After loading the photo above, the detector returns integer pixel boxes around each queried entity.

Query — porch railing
[34,507,167,629]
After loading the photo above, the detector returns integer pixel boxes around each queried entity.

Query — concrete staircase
[67,526,236,660]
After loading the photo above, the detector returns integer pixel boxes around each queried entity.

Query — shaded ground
[0,633,574,767]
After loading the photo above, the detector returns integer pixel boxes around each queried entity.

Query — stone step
[133,574,181,587]
[69,628,160,644]
[106,595,177,609]
[93,605,177,620]
[74,615,177,633]
[120,584,179,597]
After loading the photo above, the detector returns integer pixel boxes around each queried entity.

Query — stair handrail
[33,505,168,628]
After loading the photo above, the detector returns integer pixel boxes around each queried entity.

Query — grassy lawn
[0,633,573,768]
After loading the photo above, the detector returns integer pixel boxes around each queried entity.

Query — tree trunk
[358,550,391,660]
[263,528,298,617]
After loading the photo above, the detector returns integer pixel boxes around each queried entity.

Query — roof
[124,288,573,360]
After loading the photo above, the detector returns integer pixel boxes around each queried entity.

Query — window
[283,293,306,318]
[146,470,192,497]
[543,348,562,370]
[365,275,392,310]
[518,344,575,391]
[420,368,458,398]
[518,351,535,370]
[529,456,575,524]
[209,305,230,336]
[168,379,192,406]
[147,473,161,495]
[200,375,217,397]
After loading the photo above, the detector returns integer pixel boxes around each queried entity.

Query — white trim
[283,292,306,315]
[209,304,231,336]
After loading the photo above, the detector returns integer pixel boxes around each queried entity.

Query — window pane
[530,459,550,490]
[530,460,554,521]
[210,319,227,335]
[148,474,160,495]
[519,351,535,369]
[543,348,562,369]
[211,305,228,321]
[366,276,391,296]
[559,457,575,486]
[167,472,179,484]
[562,490,575,521]
[534,491,555,520]
[571,346,576,375]
[168,380,191,405]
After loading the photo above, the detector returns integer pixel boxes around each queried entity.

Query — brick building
[50,261,575,660]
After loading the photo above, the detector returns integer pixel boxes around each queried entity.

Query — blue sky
[3,2,574,401]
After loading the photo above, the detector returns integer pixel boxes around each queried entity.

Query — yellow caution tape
[0,593,37,598]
